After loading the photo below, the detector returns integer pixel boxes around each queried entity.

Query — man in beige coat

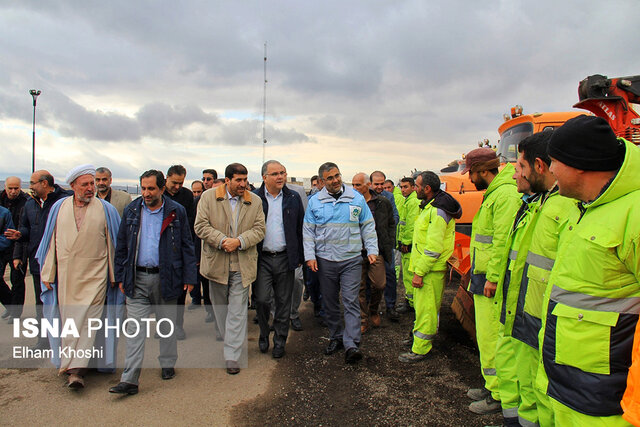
[95,167,132,217]
[194,163,265,374]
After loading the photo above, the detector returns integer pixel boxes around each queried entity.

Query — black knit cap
[548,115,624,171]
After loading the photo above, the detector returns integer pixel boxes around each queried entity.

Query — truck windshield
[497,122,534,162]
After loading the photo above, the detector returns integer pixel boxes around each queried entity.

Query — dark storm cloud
[1,1,639,180]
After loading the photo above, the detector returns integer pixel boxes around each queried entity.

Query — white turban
[66,164,96,185]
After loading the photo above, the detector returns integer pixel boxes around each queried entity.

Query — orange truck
[445,74,640,340]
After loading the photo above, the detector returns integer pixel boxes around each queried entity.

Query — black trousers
[255,253,294,347]
[0,255,26,316]
[189,272,212,311]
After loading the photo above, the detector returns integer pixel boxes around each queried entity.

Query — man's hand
[367,254,377,265]
[412,273,424,288]
[306,260,318,272]
[42,280,52,291]
[4,229,21,240]
[221,238,241,253]
[484,280,497,298]
[13,259,22,269]
[184,284,194,292]
[118,282,125,294]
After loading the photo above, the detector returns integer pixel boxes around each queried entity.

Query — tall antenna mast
[262,42,267,165]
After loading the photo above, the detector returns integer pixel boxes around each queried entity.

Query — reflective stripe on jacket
[408,200,456,276]
[539,139,640,417]
[508,190,579,348]
[398,191,421,245]
[494,194,540,329]
[468,164,521,294]
[303,185,378,262]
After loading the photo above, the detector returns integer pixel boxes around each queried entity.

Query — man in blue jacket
[109,170,197,395]
[253,160,305,358]
[303,162,378,364]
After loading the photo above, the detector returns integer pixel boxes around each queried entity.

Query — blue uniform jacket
[115,195,197,300]
[303,185,378,262]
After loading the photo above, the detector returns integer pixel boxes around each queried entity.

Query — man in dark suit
[253,160,305,358]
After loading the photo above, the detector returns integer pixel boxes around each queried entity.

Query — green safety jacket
[469,163,521,294]
[494,193,541,331]
[393,186,404,213]
[507,189,579,347]
[409,191,462,276]
[539,138,640,417]
[398,191,421,245]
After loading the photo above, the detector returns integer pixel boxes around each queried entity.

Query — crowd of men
[2,114,640,426]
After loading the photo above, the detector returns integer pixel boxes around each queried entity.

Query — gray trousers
[255,253,293,347]
[317,256,362,350]
[121,271,178,385]
[210,271,248,362]
[290,266,304,320]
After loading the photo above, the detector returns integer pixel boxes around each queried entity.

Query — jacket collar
[484,163,516,198]
[215,183,253,204]
[317,184,355,203]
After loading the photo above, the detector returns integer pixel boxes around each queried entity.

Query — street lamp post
[29,89,41,173]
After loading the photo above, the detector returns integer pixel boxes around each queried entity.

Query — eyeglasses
[266,171,286,177]
[29,179,43,185]
[324,173,341,182]
[202,177,213,181]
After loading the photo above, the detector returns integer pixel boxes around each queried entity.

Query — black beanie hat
[548,115,624,171]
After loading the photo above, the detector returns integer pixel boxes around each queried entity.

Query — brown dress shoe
[370,312,381,327]
[360,322,369,334]
[67,374,85,389]
[226,360,240,375]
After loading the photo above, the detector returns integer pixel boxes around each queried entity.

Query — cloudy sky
[1,1,638,187]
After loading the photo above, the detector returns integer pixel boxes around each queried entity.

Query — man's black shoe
[253,315,259,324]
[161,368,175,380]
[109,382,139,395]
[386,307,400,322]
[303,289,309,301]
[259,336,269,353]
[272,345,285,359]
[345,347,363,364]
[291,318,303,331]
[1,310,10,319]
[324,339,344,355]
[396,302,410,314]
[187,301,201,310]
[204,311,214,323]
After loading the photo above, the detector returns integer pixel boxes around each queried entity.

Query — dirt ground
[0,273,500,426]
[233,283,501,427]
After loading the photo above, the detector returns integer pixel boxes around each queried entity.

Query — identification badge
[349,205,361,222]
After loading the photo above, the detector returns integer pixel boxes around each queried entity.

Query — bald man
[351,173,396,333]
[0,177,27,320]
[4,171,71,348]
